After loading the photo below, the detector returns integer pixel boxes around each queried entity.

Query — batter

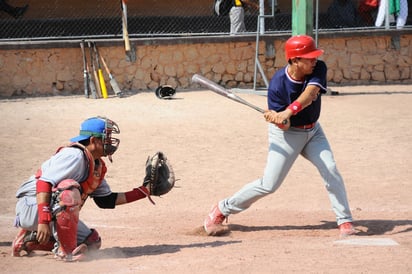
[204,35,356,238]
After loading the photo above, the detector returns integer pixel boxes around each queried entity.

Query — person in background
[395,0,409,29]
[375,0,409,29]
[358,0,379,26]
[230,0,259,34]
[327,0,359,27]
[0,0,28,19]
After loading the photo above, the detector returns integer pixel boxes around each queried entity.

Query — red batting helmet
[285,35,324,60]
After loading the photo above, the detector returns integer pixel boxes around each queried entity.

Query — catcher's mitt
[143,151,175,196]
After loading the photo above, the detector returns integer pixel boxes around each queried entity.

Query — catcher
[11,116,174,262]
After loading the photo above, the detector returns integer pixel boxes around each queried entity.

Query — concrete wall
[0,31,411,97]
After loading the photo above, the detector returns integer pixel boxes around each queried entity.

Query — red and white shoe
[11,229,29,257]
[339,222,356,238]
[54,243,87,262]
[12,229,54,257]
[203,204,229,236]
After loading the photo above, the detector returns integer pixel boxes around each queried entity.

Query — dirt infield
[0,85,411,273]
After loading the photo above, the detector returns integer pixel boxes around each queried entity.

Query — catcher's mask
[70,116,120,162]
[155,85,176,99]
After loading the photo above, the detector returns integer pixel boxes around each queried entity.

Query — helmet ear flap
[155,85,176,99]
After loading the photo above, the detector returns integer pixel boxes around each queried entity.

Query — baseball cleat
[339,222,356,238]
[11,229,29,257]
[12,230,55,257]
[204,204,229,236]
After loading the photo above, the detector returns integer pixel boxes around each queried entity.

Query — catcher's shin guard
[53,180,81,260]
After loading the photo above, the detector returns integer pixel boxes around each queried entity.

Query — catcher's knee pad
[53,179,81,256]
[83,228,102,250]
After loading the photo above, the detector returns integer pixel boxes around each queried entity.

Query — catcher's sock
[339,222,356,238]
[204,204,229,236]
[12,230,55,256]
[24,232,55,254]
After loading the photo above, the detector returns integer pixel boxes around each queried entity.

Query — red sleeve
[36,179,52,193]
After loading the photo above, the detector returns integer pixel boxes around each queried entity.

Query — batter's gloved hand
[143,151,175,196]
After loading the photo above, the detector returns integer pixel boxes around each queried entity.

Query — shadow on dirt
[333,91,412,96]
[1,219,410,258]
[227,219,412,236]
[354,219,412,236]
[95,240,241,259]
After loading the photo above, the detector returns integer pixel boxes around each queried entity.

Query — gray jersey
[16,146,111,199]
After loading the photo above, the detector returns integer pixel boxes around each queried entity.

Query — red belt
[294,122,316,129]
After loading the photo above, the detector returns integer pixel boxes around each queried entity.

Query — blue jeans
[219,122,353,225]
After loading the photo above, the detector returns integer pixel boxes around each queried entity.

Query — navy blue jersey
[267,60,328,126]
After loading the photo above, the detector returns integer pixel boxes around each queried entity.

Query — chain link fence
[0,0,410,40]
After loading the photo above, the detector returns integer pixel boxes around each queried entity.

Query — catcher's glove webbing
[143,151,175,198]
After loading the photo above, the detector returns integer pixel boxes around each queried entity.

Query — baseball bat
[86,61,98,99]
[99,54,123,97]
[79,40,89,98]
[191,74,266,113]
[88,41,102,98]
[93,42,108,99]
[121,0,131,52]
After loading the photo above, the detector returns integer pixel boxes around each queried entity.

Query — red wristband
[125,186,155,205]
[38,202,51,224]
[125,187,149,203]
[287,101,302,115]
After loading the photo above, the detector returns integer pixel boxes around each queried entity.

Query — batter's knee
[260,178,283,194]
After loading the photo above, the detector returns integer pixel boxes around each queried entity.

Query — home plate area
[334,237,399,246]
